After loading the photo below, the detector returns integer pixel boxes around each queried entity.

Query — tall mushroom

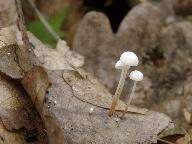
[109,52,139,116]
[121,70,143,118]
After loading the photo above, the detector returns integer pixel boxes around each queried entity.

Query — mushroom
[115,60,124,69]
[109,52,139,116]
[121,70,143,118]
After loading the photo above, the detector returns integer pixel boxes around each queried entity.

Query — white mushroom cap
[120,51,139,66]
[129,70,143,81]
[115,60,125,69]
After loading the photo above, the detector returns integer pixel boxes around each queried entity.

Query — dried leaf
[0,26,24,78]
[63,69,148,114]
[176,128,192,144]
[0,1,59,143]
[28,32,84,70]
[0,0,17,27]
[21,67,65,144]
[22,66,49,113]
[0,72,48,143]
[183,108,192,124]
[0,120,25,144]
[45,70,173,144]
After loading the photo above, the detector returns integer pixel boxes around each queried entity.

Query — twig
[15,0,34,71]
[139,0,147,3]
[27,0,61,41]
[157,138,175,144]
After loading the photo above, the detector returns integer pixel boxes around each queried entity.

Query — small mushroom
[121,70,143,118]
[120,52,139,66]
[109,52,139,116]
[115,60,124,69]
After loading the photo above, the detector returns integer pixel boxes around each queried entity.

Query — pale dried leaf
[46,70,173,144]
[0,0,17,27]
[0,26,24,78]
[28,32,84,70]
[63,69,148,114]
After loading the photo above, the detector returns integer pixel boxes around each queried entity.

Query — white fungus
[120,51,138,66]
[129,70,143,81]
[115,60,124,69]
[109,51,139,116]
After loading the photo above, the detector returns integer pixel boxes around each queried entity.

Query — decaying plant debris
[1,0,192,143]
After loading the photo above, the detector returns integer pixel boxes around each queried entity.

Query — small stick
[27,0,60,41]
[157,138,174,144]
[139,0,147,3]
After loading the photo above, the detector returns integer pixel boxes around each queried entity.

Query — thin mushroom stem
[108,66,129,116]
[121,81,137,118]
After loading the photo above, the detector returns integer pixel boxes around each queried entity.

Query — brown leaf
[21,67,65,144]
[176,128,192,144]
[22,66,49,113]
[0,72,48,143]
[0,1,59,143]
[0,120,25,144]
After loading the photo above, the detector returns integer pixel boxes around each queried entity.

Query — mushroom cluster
[108,51,143,117]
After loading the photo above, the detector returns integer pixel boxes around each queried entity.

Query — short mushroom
[109,52,139,116]
[115,60,124,69]
[121,70,143,118]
